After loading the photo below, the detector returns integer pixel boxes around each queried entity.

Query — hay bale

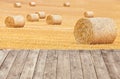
[35,11,46,19]
[46,15,62,25]
[27,14,39,22]
[74,17,117,44]
[63,2,70,7]
[14,2,22,8]
[5,15,25,28]
[84,11,94,18]
[29,2,36,6]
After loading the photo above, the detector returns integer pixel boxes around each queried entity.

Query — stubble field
[0,0,120,49]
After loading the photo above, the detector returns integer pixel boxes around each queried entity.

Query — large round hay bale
[46,15,62,25]
[27,14,39,22]
[5,15,25,28]
[35,11,46,19]
[14,2,22,8]
[84,11,94,18]
[74,17,117,44]
[29,2,36,6]
[63,2,70,7]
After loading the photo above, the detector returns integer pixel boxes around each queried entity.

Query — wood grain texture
[33,50,48,79]
[80,50,97,79]
[0,50,9,66]
[102,50,120,79]
[43,50,57,79]
[0,49,120,79]
[0,50,18,79]
[57,50,71,79]
[20,50,39,79]
[6,50,29,79]
[69,50,83,79]
[91,50,111,79]
[0,0,120,49]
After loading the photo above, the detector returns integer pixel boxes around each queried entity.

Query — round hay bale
[14,2,22,8]
[27,14,39,22]
[84,11,94,18]
[74,17,117,44]
[63,2,70,7]
[29,2,36,6]
[5,15,25,28]
[46,15,62,25]
[35,11,46,19]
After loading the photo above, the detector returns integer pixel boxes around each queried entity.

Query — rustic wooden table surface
[0,49,120,79]
[0,0,120,49]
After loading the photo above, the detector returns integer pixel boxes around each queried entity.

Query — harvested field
[0,0,120,49]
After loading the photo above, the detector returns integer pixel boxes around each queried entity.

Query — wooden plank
[102,50,120,79]
[112,50,120,63]
[20,50,39,79]
[33,50,48,79]
[57,50,71,79]
[6,50,29,79]
[43,50,57,79]
[0,50,18,79]
[91,50,111,79]
[0,50,9,66]
[80,50,97,79]
[110,50,120,78]
[69,50,83,79]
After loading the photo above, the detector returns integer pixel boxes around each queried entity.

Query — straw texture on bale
[36,11,46,19]
[5,15,25,28]
[29,2,36,6]
[84,11,94,18]
[64,2,70,7]
[27,14,39,22]
[46,15,62,25]
[14,2,22,8]
[74,17,117,44]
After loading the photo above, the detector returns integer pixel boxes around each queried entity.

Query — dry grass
[0,0,120,49]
